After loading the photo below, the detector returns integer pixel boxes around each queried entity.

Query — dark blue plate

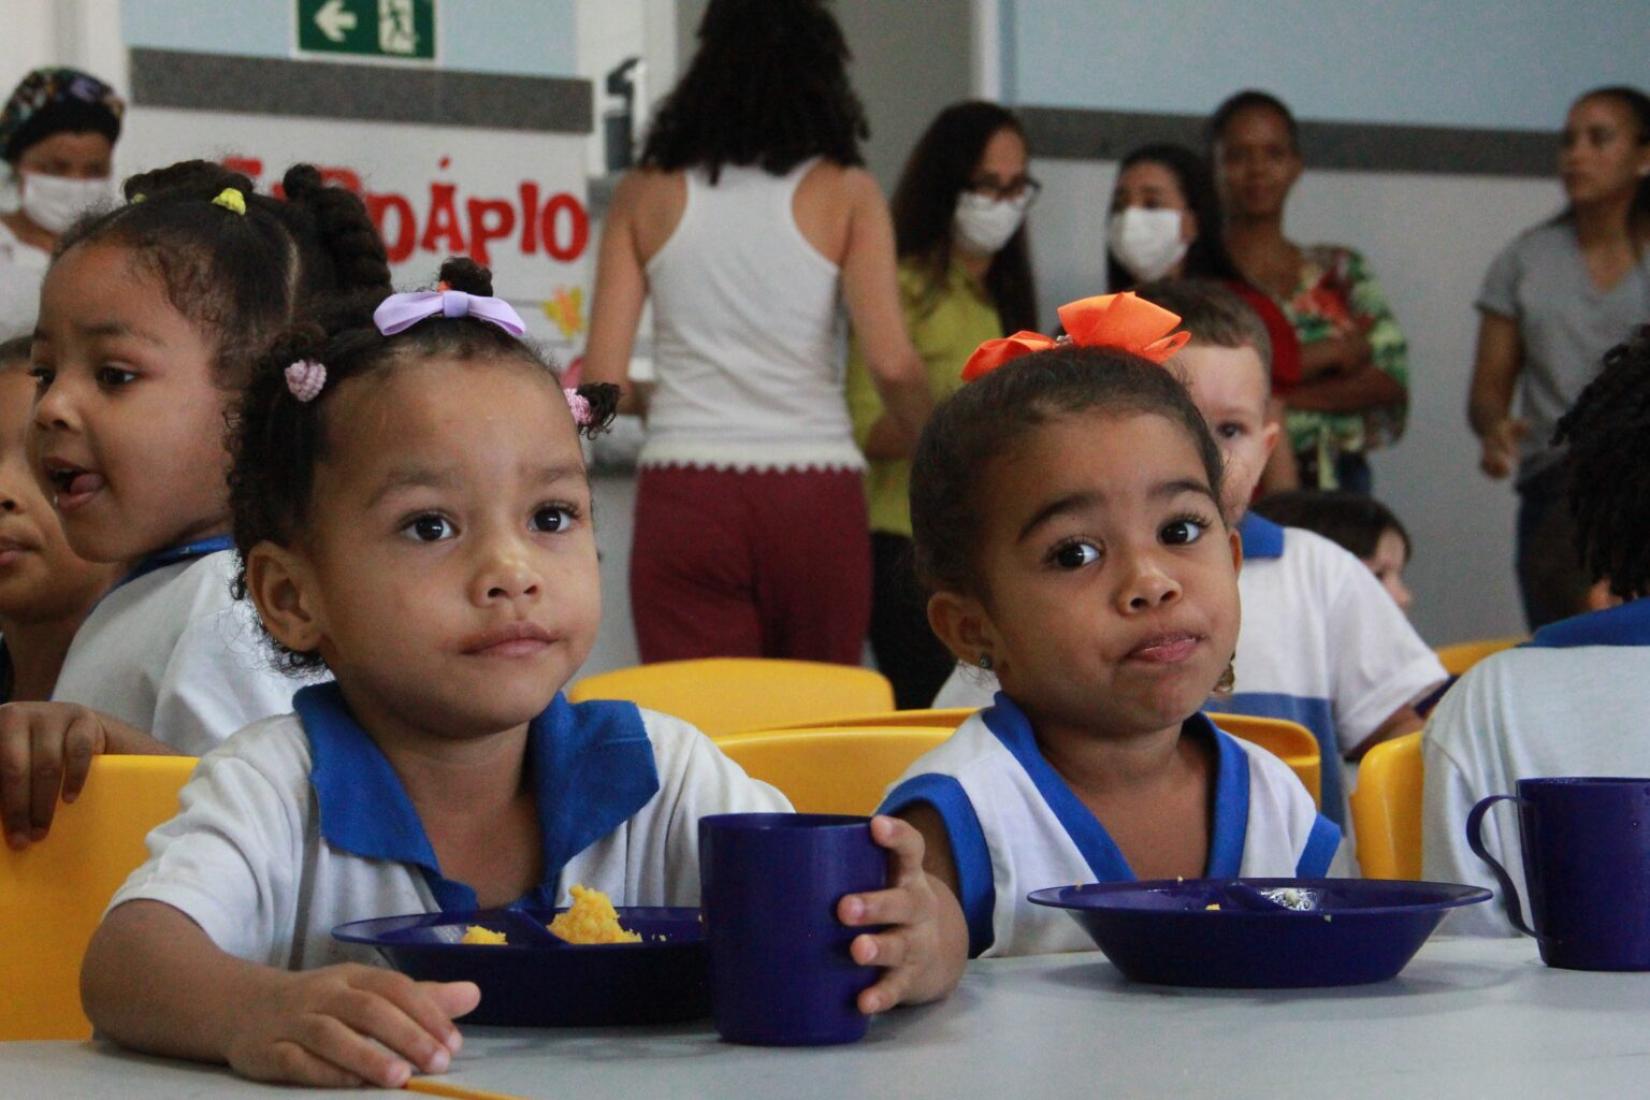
[332,907,707,1026]
[1028,878,1492,988]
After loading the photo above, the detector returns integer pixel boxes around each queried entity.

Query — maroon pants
[630,465,871,665]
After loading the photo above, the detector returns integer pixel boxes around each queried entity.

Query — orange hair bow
[960,292,1191,382]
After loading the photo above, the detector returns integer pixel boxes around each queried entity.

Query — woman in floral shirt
[1210,90,1409,493]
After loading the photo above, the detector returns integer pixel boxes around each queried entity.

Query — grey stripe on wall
[129,48,592,134]
[1019,106,1557,178]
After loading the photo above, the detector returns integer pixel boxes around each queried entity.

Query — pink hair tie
[564,388,591,426]
[285,359,327,402]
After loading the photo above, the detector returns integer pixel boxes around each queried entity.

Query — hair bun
[121,159,256,205]
[437,257,494,296]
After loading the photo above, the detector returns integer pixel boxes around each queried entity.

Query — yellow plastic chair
[1207,712,1322,807]
[0,754,197,1040]
[566,658,894,737]
[713,727,950,815]
[1435,636,1524,677]
[1350,731,1423,880]
[762,707,977,733]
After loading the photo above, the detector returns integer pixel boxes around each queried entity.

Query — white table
[5,937,1647,1098]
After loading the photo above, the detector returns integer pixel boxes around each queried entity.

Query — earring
[1215,658,1236,694]
[977,653,994,671]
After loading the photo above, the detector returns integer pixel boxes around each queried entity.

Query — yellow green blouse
[847,259,1004,538]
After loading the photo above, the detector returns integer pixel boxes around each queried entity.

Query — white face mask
[953,191,1028,256]
[19,171,114,236]
[1106,206,1189,283]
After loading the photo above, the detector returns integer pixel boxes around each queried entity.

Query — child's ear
[1228,524,1245,576]
[1261,397,1283,459]
[928,589,999,672]
[245,542,326,655]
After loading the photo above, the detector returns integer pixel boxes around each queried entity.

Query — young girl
[1252,489,1415,613]
[883,297,1341,957]
[27,161,389,772]
[83,259,962,1089]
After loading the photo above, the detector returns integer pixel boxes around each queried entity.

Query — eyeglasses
[967,175,1042,205]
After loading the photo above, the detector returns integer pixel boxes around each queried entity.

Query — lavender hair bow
[372,289,527,338]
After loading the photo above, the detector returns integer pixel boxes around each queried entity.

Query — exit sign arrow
[314,0,357,42]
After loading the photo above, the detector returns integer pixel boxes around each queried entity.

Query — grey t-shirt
[1476,221,1650,480]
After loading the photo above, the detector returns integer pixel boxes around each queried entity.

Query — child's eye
[531,504,578,533]
[1161,517,1208,546]
[1217,422,1246,440]
[95,366,137,388]
[27,365,53,389]
[401,514,455,543]
[1049,539,1101,570]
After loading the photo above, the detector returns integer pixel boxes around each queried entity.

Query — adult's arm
[581,172,652,416]
[1284,361,1406,412]
[1466,312,1527,480]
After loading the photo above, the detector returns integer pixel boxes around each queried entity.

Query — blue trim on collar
[1237,513,1285,560]
[1296,814,1342,876]
[1218,692,1342,827]
[982,694,1249,881]
[297,683,660,912]
[880,774,996,958]
[1526,599,1650,649]
[114,535,235,593]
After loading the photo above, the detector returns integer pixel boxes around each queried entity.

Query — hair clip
[962,293,1189,381]
[211,187,247,216]
[129,193,146,204]
[564,388,592,426]
[372,289,526,338]
[284,359,327,402]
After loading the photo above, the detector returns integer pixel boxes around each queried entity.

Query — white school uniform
[1422,600,1650,937]
[933,515,1446,830]
[50,548,308,755]
[109,683,792,970]
[879,695,1344,958]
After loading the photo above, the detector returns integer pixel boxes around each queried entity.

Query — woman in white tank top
[584,0,930,666]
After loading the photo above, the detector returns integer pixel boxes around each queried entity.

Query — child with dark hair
[1252,490,1413,612]
[883,295,1341,958]
[1425,325,1650,935]
[84,258,962,1086]
[13,162,390,830]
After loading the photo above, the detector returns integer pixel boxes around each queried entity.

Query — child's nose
[1118,556,1181,612]
[472,541,543,604]
[32,382,77,430]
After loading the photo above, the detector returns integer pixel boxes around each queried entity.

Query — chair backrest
[1206,711,1322,807]
[1435,635,1524,677]
[566,658,895,737]
[0,754,196,1040]
[713,727,951,815]
[1349,731,1423,879]
[761,707,978,732]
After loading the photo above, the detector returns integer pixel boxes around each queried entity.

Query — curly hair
[909,346,1224,599]
[53,160,390,388]
[228,257,619,672]
[638,0,867,181]
[1554,324,1650,600]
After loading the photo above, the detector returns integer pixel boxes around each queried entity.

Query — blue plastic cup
[698,813,886,1045]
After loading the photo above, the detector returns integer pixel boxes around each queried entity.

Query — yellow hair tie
[129,193,146,204]
[211,188,246,215]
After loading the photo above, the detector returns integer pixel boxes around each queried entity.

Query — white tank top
[641,158,863,471]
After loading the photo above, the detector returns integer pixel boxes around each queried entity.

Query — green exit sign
[297,0,436,62]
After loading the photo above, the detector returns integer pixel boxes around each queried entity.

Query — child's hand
[0,701,129,849]
[837,814,967,1015]
[225,963,480,1088]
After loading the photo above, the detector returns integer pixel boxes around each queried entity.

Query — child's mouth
[1127,633,1202,664]
[43,460,105,511]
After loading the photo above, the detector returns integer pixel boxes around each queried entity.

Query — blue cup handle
[1466,793,1538,938]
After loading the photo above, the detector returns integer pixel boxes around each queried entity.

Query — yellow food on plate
[548,884,642,944]
[460,925,509,945]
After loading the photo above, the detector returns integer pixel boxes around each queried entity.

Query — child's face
[937,410,1241,739]
[1365,527,1413,612]
[0,368,118,623]
[30,243,232,564]
[266,357,601,742]
[1170,343,1276,521]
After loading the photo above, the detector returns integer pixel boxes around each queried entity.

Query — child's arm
[837,813,968,1014]
[0,702,174,849]
[83,900,479,1088]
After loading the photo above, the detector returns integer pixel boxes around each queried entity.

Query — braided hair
[638,0,868,182]
[229,257,618,671]
[1553,325,1650,601]
[53,160,390,387]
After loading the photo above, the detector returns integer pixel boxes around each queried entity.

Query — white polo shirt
[934,515,1446,830]
[51,545,309,754]
[879,695,1343,958]
[1423,600,1650,937]
[110,684,791,970]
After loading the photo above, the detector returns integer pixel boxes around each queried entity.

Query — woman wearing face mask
[0,68,124,339]
[845,100,1038,708]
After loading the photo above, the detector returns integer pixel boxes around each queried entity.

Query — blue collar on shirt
[1237,513,1285,561]
[112,535,236,594]
[980,692,1251,880]
[1526,598,1650,649]
[295,682,660,912]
